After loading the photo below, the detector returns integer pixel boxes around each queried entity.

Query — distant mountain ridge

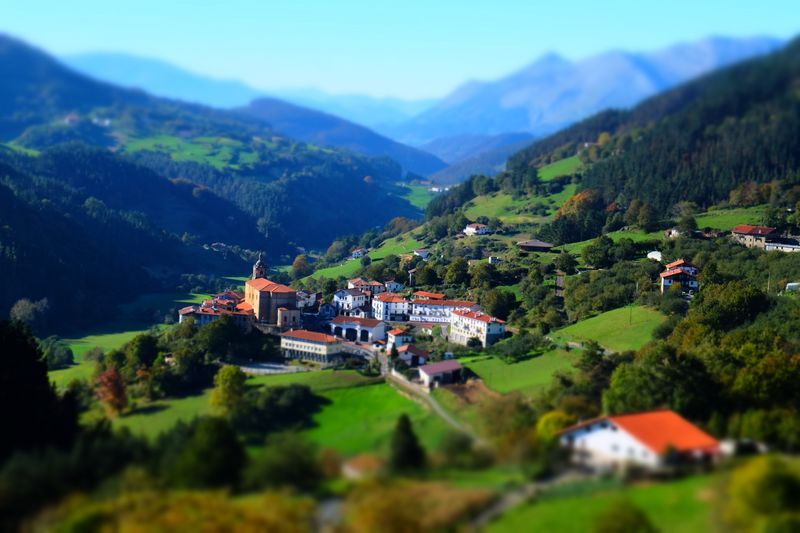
[387,36,784,146]
[234,98,446,175]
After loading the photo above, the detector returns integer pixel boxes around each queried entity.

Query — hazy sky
[4,0,799,98]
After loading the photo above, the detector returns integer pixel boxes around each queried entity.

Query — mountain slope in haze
[235,98,447,175]
[0,34,418,257]
[388,36,784,145]
[429,135,537,184]
[504,37,800,243]
[63,52,438,129]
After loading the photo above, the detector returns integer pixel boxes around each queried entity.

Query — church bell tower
[252,252,267,279]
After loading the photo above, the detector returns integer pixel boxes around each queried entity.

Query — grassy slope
[463,350,575,396]
[307,234,424,280]
[400,184,435,209]
[115,370,448,457]
[464,184,577,225]
[49,291,211,389]
[124,134,258,170]
[538,155,581,181]
[695,205,766,230]
[550,306,666,352]
[489,474,715,533]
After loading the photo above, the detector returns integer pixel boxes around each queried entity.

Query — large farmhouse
[449,309,505,347]
[659,258,700,294]
[559,409,720,471]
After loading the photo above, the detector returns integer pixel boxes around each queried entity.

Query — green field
[490,474,715,533]
[400,184,435,209]
[551,306,666,352]
[124,134,258,170]
[695,205,767,230]
[307,234,424,280]
[115,389,213,439]
[305,381,449,456]
[538,155,581,181]
[464,350,575,396]
[464,184,577,225]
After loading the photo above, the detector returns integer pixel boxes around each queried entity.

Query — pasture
[550,305,666,352]
[538,155,581,181]
[463,350,575,396]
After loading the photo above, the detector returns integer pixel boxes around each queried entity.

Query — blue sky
[4,0,799,98]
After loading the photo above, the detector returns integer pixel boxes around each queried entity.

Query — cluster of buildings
[179,255,506,368]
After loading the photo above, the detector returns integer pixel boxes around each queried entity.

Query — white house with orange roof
[464,223,490,236]
[387,328,413,348]
[449,309,505,347]
[329,316,386,343]
[660,258,700,294]
[558,409,720,470]
[372,293,410,321]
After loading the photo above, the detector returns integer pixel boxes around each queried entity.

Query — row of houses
[731,224,800,252]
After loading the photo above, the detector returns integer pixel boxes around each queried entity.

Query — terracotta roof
[561,409,719,455]
[731,225,777,236]
[452,309,505,324]
[281,329,340,344]
[397,344,429,357]
[336,288,366,297]
[414,291,445,300]
[419,360,463,376]
[330,316,383,328]
[466,223,487,228]
[388,328,408,335]
[660,267,697,279]
[665,258,693,269]
[376,293,409,303]
[246,278,295,293]
[412,299,477,308]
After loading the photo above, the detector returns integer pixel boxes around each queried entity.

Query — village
[172,219,799,476]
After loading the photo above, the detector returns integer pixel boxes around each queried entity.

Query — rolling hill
[234,97,446,175]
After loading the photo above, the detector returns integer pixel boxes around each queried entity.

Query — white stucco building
[409,299,479,323]
[372,293,410,321]
[333,288,368,312]
[449,309,505,347]
[559,409,720,471]
[280,330,345,364]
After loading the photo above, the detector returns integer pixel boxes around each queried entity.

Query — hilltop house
[660,258,700,294]
[413,248,431,260]
[558,409,720,471]
[372,293,411,321]
[348,278,386,294]
[351,248,368,259]
[517,238,555,252]
[384,280,405,292]
[449,309,506,347]
[280,329,346,364]
[731,225,779,249]
[464,223,490,236]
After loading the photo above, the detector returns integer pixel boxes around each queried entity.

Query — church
[244,254,301,328]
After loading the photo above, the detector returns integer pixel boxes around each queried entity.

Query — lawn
[463,185,576,225]
[550,305,666,352]
[124,135,258,170]
[463,350,575,396]
[305,381,449,456]
[114,389,213,439]
[489,474,716,533]
[538,155,581,181]
[557,227,663,256]
[400,184,435,209]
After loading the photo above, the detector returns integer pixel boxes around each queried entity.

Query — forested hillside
[502,37,800,243]
[0,34,419,256]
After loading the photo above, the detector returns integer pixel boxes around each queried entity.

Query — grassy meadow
[550,305,666,352]
[399,184,436,209]
[463,349,575,396]
[538,155,581,181]
[489,474,716,533]
[306,234,425,280]
[124,135,259,170]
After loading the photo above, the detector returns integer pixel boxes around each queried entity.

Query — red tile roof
[665,258,692,269]
[330,316,383,328]
[414,291,445,300]
[397,344,429,357]
[388,328,408,336]
[376,293,409,303]
[246,278,296,293]
[561,409,719,455]
[660,267,697,279]
[452,309,504,324]
[731,225,777,236]
[281,329,340,344]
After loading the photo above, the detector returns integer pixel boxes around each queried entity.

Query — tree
[623,199,643,226]
[360,255,372,267]
[245,432,322,492]
[582,235,614,268]
[536,410,576,443]
[389,414,426,472]
[0,320,78,462]
[445,257,469,285]
[554,252,578,274]
[482,289,517,320]
[124,333,159,374]
[39,336,74,369]
[677,214,698,236]
[636,203,658,232]
[724,455,800,530]
[9,298,50,335]
[469,262,497,289]
[593,499,657,533]
[158,417,246,489]
[96,367,128,416]
[291,254,313,279]
[415,264,438,286]
[210,365,247,416]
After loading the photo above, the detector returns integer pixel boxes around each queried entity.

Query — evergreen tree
[389,414,426,472]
